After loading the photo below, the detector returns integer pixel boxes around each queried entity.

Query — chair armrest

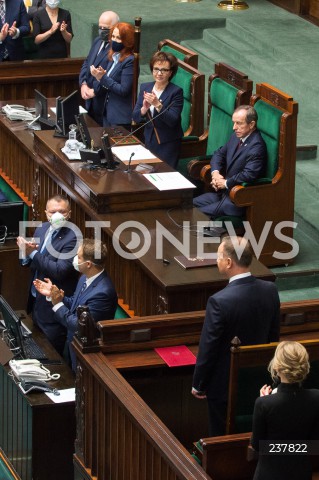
[180,130,209,158]
[242,177,273,187]
[187,156,211,180]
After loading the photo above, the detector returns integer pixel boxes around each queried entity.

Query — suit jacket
[54,271,117,369]
[251,383,319,480]
[25,222,79,348]
[79,37,110,125]
[192,276,280,401]
[211,129,267,190]
[95,54,134,126]
[0,0,30,61]
[132,81,184,145]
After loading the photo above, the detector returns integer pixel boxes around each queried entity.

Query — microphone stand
[125,152,135,173]
[106,100,174,149]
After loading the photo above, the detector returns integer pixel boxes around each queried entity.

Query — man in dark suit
[193,105,267,218]
[34,238,118,371]
[17,195,79,356]
[79,10,119,125]
[192,236,280,436]
[0,0,30,61]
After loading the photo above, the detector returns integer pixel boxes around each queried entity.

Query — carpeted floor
[63,0,319,301]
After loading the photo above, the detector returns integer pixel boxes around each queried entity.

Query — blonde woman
[251,341,319,480]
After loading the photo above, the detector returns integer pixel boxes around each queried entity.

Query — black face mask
[98,28,110,41]
[111,41,125,52]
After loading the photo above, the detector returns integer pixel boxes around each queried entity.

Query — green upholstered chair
[193,82,298,266]
[180,63,252,179]
[158,38,199,68]
[170,59,205,139]
[229,83,298,266]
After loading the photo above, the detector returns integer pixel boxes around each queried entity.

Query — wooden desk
[0,100,275,316]
[34,129,194,214]
[103,207,276,315]
[0,316,75,480]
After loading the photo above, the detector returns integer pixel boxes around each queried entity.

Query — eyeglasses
[153,68,171,74]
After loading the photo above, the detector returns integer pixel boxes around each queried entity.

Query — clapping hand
[33,278,53,297]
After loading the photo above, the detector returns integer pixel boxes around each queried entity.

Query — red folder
[154,345,196,367]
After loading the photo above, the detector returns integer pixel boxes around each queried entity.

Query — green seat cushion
[171,67,192,134]
[160,45,185,63]
[254,100,282,179]
[207,78,238,156]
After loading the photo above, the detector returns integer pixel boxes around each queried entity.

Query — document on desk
[111,144,160,163]
[46,387,75,403]
[144,172,196,191]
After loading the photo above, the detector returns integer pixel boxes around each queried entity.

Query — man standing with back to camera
[79,10,119,125]
[192,236,280,436]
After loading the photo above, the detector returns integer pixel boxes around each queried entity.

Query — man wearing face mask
[79,10,119,125]
[17,194,79,356]
[34,239,117,370]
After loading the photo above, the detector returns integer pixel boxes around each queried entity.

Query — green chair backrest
[234,365,270,433]
[160,45,186,63]
[254,100,282,179]
[207,78,238,156]
[171,66,192,134]
[0,177,29,220]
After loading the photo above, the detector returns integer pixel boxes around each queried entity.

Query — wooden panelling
[0,58,84,101]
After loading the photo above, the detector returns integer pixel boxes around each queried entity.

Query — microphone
[108,100,175,149]
[98,101,175,171]
[125,152,135,174]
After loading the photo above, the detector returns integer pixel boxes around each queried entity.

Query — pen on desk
[150,174,157,181]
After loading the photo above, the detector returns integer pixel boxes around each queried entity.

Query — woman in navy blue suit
[132,51,184,169]
[251,341,319,480]
[90,22,134,128]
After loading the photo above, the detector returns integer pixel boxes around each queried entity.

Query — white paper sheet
[45,387,75,403]
[143,172,196,191]
[111,144,157,161]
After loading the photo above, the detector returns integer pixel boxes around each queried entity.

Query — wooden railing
[0,58,84,101]
[72,349,210,480]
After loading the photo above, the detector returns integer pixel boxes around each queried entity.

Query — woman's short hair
[108,22,135,61]
[269,341,310,384]
[149,51,179,78]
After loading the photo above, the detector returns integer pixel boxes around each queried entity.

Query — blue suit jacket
[211,129,267,190]
[54,271,117,369]
[132,82,184,143]
[95,54,134,126]
[194,129,267,216]
[192,276,280,401]
[25,222,79,351]
[0,0,30,61]
[79,37,110,125]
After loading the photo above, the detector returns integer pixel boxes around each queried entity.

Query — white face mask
[46,0,60,9]
[49,211,67,230]
[72,255,87,272]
